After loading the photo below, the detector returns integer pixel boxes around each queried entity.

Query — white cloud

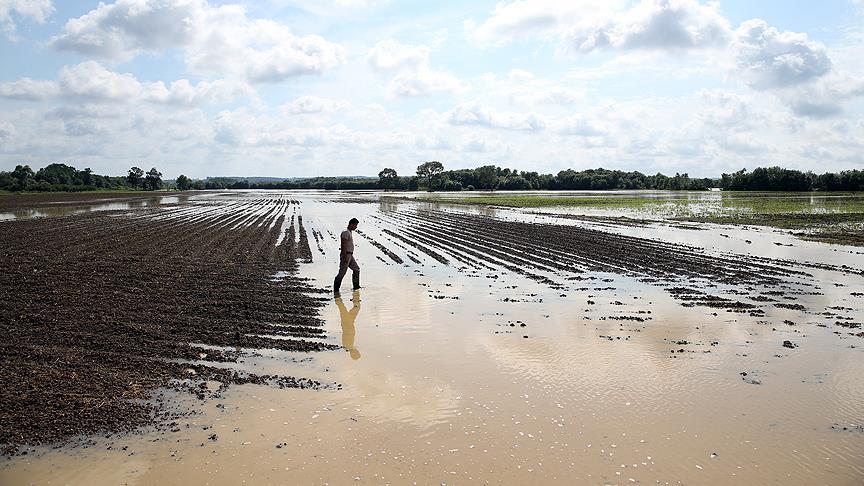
[268,0,388,17]
[214,108,357,147]
[415,134,452,150]
[52,0,200,59]
[726,20,864,118]
[388,67,467,97]
[52,0,345,83]
[366,38,467,97]
[144,78,252,106]
[782,73,864,118]
[0,77,59,100]
[63,120,102,137]
[510,87,583,107]
[0,0,53,37]
[59,61,142,101]
[366,39,430,71]
[697,89,759,131]
[445,102,545,131]
[189,11,345,83]
[732,19,832,90]
[0,120,13,144]
[568,0,730,52]
[281,95,351,114]
[474,69,583,108]
[557,114,608,137]
[0,61,249,106]
[461,139,490,152]
[469,0,620,45]
[470,0,729,53]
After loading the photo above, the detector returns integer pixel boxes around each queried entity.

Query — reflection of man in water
[333,218,360,295]
[335,291,361,360]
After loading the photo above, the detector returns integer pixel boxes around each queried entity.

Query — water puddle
[2,191,863,485]
[0,195,183,220]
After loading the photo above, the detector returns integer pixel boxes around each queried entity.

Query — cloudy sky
[0,0,862,178]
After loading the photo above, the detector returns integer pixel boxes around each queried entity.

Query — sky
[0,0,862,178]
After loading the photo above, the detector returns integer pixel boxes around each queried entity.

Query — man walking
[334,218,360,295]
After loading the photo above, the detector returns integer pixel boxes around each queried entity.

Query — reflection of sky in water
[0,195,183,220]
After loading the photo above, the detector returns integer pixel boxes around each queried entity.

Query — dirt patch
[0,195,334,454]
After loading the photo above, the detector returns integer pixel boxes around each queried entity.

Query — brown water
[3,191,863,485]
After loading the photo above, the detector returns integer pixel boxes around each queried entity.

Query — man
[334,217,360,294]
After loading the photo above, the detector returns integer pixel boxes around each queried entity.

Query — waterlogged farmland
[421,190,864,246]
[1,190,863,485]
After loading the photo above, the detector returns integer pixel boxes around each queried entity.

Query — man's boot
[352,272,360,290]
[334,276,343,295]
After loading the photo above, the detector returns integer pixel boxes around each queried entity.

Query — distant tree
[127,166,145,188]
[441,179,463,191]
[0,171,14,191]
[80,168,94,186]
[12,164,35,190]
[407,176,420,191]
[474,165,499,190]
[144,167,163,191]
[36,163,77,186]
[176,174,191,191]
[378,168,398,190]
[416,161,444,190]
[719,166,814,191]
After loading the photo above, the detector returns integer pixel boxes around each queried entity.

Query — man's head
[348,217,359,230]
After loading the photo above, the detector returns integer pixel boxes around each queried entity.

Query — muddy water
[2,191,864,485]
[0,195,185,220]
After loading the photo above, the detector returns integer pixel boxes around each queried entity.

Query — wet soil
[374,208,855,307]
[797,229,864,247]
[0,195,333,453]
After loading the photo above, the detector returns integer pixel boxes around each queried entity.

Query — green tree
[416,161,444,190]
[80,168,94,186]
[407,176,420,191]
[36,163,77,185]
[11,165,34,190]
[0,171,14,191]
[176,174,191,190]
[474,165,499,190]
[378,168,398,190]
[144,167,163,191]
[127,166,144,188]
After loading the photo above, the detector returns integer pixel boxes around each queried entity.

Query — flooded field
[2,190,864,485]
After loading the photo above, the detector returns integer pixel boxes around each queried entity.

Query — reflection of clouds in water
[476,324,705,420]
[344,372,461,432]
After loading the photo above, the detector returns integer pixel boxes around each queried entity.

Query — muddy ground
[2,191,863,485]
[0,195,333,453]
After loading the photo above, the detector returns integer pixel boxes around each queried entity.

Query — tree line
[0,163,164,192]
[377,163,863,192]
[389,162,715,191]
[3,162,863,193]
[719,167,864,191]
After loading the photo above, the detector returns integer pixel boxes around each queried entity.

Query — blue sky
[1,0,862,178]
